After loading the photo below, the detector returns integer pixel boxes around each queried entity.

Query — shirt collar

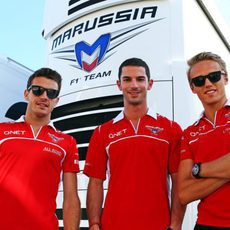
[194,98,230,126]
[16,115,57,131]
[113,108,157,124]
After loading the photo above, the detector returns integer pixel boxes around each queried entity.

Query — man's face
[189,60,228,108]
[24,76,59,119]
[117,66,153,106]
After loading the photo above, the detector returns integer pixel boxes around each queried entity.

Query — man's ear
[190,84,197,94]
[117,80,122,91]
[24,89,29,102]
[224,76,228,85]
[147,79,154,90]
[54,97,59,107]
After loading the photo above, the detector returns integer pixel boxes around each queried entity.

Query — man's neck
[203,98,227,123]
[24,113,51,136]
[123,104,148,121]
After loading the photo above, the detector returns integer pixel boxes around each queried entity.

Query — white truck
[42,0,230,229]
[0,55,32,122]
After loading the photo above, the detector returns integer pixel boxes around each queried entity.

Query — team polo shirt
[84,109,182,230]
[0,117,79,230]
[181,102,230,227]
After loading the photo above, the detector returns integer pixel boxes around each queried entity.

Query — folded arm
[177,159,228,205]
[200,153,230,179]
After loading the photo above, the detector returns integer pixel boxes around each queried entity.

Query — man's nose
[204,77,213,86]
[39,90,49,99]
[130,79,138,87]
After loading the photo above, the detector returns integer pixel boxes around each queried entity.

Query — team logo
[51,19,163,72]
[75,33,110,72]
[146,125,163,134]
[225,112,230,119]
[48,133,64,143]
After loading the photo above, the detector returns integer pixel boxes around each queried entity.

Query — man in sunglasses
[0,68,80,230]
[177,52,230,230]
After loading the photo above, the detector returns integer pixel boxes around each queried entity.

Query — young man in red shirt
[0,68,80,230]
[84,58,185,230]
[178,52,230,229]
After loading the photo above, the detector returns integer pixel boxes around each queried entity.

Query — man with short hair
[0,68,81,230]
[84,58,185,230]
[178,52,230,229]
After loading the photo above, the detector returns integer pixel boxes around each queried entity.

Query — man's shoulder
[0,121,26,139]
[182,120,201,139]
[96,118,115,131]
[51,127,73,139]
[0,121,23,129]
[155,113,181,129]
[184,119,201,132]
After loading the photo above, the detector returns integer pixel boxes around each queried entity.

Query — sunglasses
[190,71,225,87]
[28,85,59,99]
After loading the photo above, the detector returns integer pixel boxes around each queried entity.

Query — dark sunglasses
[190,71,225,87]
[28,85,59,99]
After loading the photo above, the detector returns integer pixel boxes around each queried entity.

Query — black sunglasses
[190,71,225,87]
[28,85,59,99]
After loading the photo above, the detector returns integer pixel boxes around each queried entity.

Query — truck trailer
[42,0,230,229]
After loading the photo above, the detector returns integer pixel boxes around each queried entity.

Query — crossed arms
[177,153,230,205]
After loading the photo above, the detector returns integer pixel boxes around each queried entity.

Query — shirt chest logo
[223,127,230,134]
[109,128,127,139]
[145,125,163,134]
[48,133,64,143]
[4,130,26,135]
[225,112,230,119]
[190,125,206,137]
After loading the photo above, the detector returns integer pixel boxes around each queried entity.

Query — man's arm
[177,159,228,205]
[87,177,104,230]
[63,172,81,230]
[200,153,230,179]
[169,173,186,230]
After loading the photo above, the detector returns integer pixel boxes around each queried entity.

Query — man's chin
[129,100,142,106]
[35,111,50,118]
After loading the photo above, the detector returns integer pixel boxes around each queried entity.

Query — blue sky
[0,1,45,71]
[215,0,230,26]
[0,0,229,71]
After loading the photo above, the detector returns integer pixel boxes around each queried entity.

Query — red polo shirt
[181,104,230,227]
[0,118,79,230]
[84,110,182,230]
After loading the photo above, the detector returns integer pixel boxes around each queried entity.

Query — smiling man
[0,68,80,230]
[177,52,230,230]
[84,57,185,230]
